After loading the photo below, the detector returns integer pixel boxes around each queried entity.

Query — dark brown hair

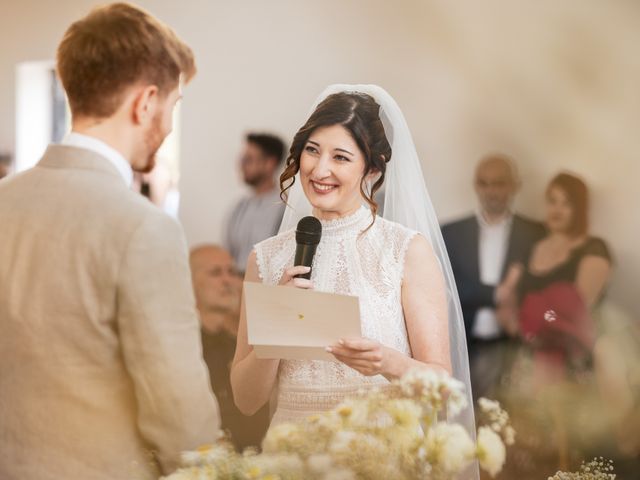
[280,92,391,219]
[547,172,589,236]
[246,133,286,166]
[56,2,196,118]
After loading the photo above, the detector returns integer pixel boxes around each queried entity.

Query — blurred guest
[442,153,545,400]
[132,162,180,217]
[0,152,11,180]
[515,172,612,373]
[225,133,285,271]
[190,245,269,450]
[502,172,613,475]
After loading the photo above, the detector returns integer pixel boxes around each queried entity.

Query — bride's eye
[304,145,319,154]
[335,154,350,162]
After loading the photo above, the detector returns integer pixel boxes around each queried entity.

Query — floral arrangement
[163,370,514,480]
[549,458,616,480]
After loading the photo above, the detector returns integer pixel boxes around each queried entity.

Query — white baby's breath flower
[386,398,422,428]
[329,430,358,454]
[161,466,210,480]
[314,410,342,431]
[478,397,500,413]
[336,398,371,428]
[477,426,506,477]
[307,454,334,474]
[444,378,467,417]
[322,467,356,480]
[261,422,302,453]
[424,422,475,473]
[503,425,516,446]
[180,443,229,467]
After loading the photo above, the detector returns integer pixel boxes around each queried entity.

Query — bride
[230,85,474,440]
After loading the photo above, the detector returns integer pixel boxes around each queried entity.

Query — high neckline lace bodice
[316,206,372,237]
[254,213,418,426]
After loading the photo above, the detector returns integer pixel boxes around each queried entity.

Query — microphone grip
[294,243,318,280]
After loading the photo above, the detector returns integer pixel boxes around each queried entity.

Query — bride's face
[299,124,366,220]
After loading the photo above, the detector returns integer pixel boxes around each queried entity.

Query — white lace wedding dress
[254,206,418,425]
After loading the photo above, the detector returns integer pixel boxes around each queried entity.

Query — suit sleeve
[116,212,220,474]
[456,280,496,309]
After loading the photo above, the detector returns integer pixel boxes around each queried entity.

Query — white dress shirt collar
[472,210,514,340]
[61,132,133,187]
[476,210,513,229]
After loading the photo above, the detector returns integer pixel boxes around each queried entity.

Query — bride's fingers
[331,355,381,375]
[284,266,311,279]
[338,338,377,351]
[290,278,313,289]
[279,266,313,288]
[327,346,382,362]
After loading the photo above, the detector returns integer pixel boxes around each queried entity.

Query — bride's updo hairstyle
[280,92,392,218]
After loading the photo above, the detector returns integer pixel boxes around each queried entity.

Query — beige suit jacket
[0,146,220,479]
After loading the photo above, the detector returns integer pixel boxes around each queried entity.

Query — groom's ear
[131,85,159,126]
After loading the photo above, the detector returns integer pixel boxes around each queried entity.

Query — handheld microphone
[294,216,322,280]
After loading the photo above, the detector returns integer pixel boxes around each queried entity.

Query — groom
[0,4,220,479]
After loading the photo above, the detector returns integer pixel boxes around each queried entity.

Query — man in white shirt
[0,4,220,479]
[442,154,545,400]
[225,133,286,272]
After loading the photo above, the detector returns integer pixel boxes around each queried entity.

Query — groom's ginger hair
[56,2,196,118]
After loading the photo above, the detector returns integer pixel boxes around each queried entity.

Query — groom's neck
[71,116,136,166]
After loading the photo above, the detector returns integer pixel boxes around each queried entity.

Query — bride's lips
[310,180,338,195]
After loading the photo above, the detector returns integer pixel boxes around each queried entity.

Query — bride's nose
[310,153,332,179]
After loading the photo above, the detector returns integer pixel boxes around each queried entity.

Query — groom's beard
[136,113,165,174]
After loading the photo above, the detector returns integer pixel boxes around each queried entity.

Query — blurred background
[1,0,638,314]
[1,2,639,477]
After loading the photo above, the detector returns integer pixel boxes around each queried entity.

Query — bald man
[190,245,269,450]
[441,154,545,400]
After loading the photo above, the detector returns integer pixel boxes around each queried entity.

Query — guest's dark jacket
[441,214,545,342]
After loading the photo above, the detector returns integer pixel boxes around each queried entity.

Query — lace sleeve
[398,230,420,282]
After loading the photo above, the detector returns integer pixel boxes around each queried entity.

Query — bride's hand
[326,338,388,377]
[278,266,314,289]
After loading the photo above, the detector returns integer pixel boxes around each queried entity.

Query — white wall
[1,0,638,314]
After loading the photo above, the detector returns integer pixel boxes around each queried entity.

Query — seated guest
[225,133,286,272]
[442,153,545,400]
[190,245,269,450]
[0,152,11,180]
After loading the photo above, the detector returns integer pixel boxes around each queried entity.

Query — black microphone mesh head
[296,216,322,245]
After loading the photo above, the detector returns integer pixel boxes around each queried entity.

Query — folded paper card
[243,281,361,360]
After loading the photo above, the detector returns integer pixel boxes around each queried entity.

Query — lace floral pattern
[255,206,418,425]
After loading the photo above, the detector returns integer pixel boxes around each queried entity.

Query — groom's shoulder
[114,188,179,232]
[81,176,180,244]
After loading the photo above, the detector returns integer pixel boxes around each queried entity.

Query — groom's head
[56,3,196,173]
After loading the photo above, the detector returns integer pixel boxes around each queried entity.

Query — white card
[243,282,361,360]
